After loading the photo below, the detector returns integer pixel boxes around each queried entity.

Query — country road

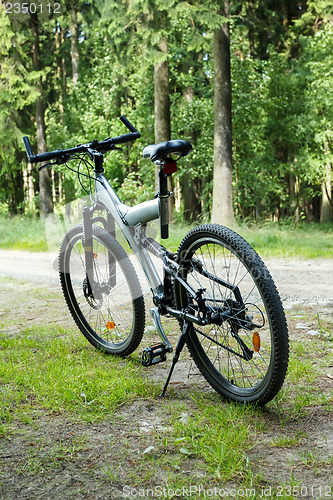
[0,249,332,307]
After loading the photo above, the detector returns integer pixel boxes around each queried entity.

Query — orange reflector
[94,252,98,259]
[252,332,260,352]
[106,321,116,330]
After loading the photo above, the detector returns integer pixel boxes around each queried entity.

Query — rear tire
[174,224,289,405]
[59,224,145,356]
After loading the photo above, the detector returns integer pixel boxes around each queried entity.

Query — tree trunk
[70,1,79,84]
[181,85,202,222]
[7,170,24,215]
[154,38,170,144]
[55,24,65,123]
[30,13,53,215]
[23,162,35,207]
[289,172,300,220]
[320,163,332,223]
[154,37,173,220]
[211,0,234,225]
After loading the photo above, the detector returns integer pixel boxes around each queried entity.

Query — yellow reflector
[252,331,260,352]
[94,252,98,259]
[106,321,116,330]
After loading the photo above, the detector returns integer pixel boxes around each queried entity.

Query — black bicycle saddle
[143,140,192,162]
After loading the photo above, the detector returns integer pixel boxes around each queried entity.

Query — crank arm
[165,306,207,326]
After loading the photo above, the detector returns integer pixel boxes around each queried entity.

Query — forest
[1,0,333,225]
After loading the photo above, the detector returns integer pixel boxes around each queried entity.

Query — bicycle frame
[94,172,163,294]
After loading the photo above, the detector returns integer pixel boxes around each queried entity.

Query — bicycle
[23,115,289,405]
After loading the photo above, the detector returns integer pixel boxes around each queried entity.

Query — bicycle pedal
[141,342,170,367]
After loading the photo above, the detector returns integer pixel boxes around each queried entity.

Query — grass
[168,396,261,484]
[0,325,159,426]
[238,221,333,259]
[0,318,263,491]
[0,214,332,258]
[0,215,49,252]
[0,226,332,496]
[270,312,333,419]
[0,300,332,496]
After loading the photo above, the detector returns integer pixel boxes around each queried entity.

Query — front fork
[82,206,95,298]
[82,205,117,299]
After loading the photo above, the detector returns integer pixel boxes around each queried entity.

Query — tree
[30,13,53,214]
[69,0,79,83]
[154,37,171,165]
[320,162,332,223]
[211,0,234,225]
[2,0,333,224]
[0,5,39,213]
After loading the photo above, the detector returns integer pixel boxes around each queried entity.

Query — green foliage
[0,6,38,212]
[0,0,333,223]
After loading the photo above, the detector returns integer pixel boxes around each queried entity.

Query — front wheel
[174,224,289,405]
[59,224,145,356]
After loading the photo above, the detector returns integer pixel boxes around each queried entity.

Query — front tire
[59,224,145,356]
[174,224,289,405]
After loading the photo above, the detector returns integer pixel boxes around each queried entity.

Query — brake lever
[38,155,69,171]
[38,162,53,171]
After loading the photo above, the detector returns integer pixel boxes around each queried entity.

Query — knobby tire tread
[175,224,289,406]
[59,224,145,356]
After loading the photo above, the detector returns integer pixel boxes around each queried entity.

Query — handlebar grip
[33,150,64,163]
[112,133,140,145]
[23,136,33,161]
[119,115,138,133]
[22,137,64,163]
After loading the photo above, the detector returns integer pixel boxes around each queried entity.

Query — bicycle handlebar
[23,115,141,164]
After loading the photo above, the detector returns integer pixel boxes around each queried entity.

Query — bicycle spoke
[179,236,277,394]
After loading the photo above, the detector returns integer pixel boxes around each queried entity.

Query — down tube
[95,175,163,293]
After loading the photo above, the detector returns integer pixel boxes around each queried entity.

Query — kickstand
[160,321,192,397]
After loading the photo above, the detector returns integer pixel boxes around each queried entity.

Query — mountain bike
[23,115,289,405]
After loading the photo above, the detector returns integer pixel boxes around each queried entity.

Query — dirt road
[0,249,332,306]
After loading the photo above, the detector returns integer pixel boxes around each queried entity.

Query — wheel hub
[83,277,103,310]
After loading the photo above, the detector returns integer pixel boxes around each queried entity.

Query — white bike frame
[95,172,164,295]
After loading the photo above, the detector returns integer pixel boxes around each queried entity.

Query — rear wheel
[174,224,289,405]
[59,224,145,356]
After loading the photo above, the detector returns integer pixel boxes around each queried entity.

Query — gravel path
[0,249,332,306]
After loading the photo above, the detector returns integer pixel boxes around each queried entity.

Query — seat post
[158,165,169,239]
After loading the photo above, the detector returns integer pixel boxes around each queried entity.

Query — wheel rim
[62,232,135,350]
[179,236,275,397]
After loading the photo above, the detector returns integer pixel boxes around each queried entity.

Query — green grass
[167,396,261,484]
[270,314,333,419]
[0,300,333,495]
[0,216,49,251]
[239,221,333,259]
[0,214,332,257]
[0,325,158,425]
[0,320,263,490]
